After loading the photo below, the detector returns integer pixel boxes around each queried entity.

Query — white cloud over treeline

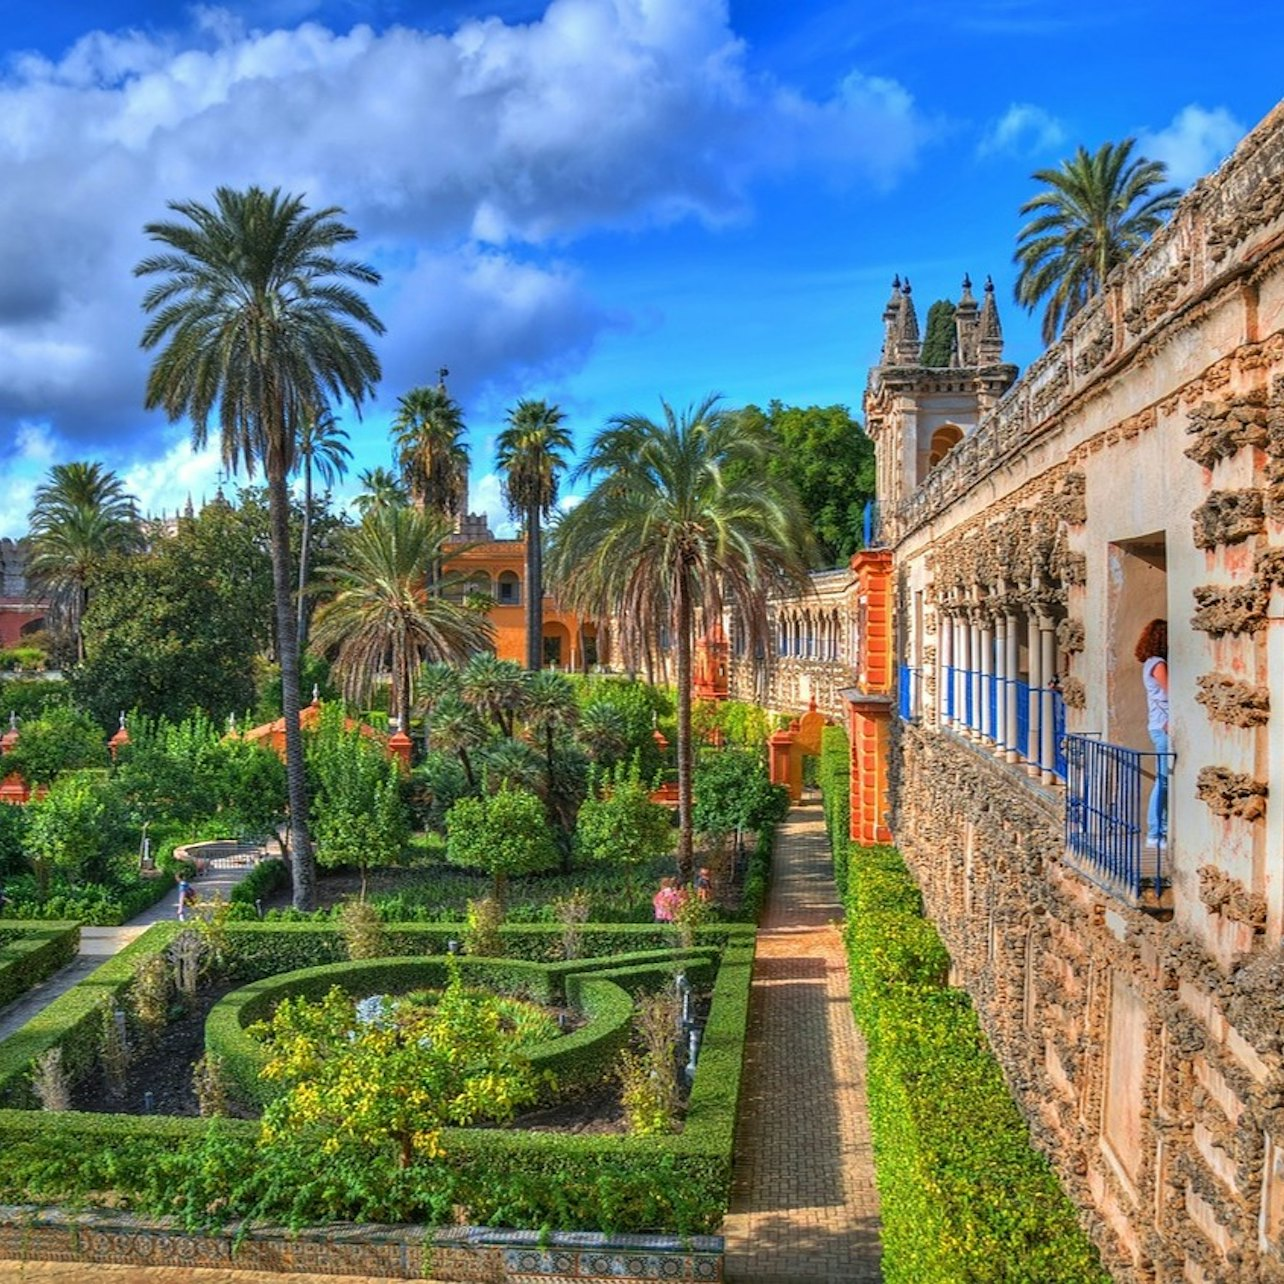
[0,0,928,522]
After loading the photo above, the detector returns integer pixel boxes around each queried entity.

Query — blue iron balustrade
[1014,678,1030,757]
[898,665,923,721]
[1064,733,1175,899]
[944,664,956,721]
[862,500,883,549]
[939,667,1067,782]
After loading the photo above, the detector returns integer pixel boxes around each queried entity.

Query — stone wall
[878,100,1284,1282]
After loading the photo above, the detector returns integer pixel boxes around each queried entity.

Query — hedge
[818,724,851,888]
[228,857,290,910]
[0,921,184,1106]
[840,843,1107,1283]
[0,924,755,1235]
[0,922,79,1009]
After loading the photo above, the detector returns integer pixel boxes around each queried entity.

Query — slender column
[955,615,967,732]
[968,613,982,738]
[979,611,994,743]
[939,610,953,727]
[1004,610,1020,762]
[1026,612,1042,776]
[1039,614,1057,784]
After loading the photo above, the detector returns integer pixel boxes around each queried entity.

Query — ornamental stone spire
[978,275,1004,364]
[953,273,979,367]
[880,275,903,364]
[893,278,921,365]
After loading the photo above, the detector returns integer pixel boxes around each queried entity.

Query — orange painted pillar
[388,726,413,771]
[845,547,895,845]
[768,729,801,802]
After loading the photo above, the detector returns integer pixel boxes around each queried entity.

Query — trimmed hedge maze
[0,920,754,1236]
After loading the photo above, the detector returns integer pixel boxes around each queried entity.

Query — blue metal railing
[898,664,918,720]
[986,671,998,742]
[944,664,956,720]
[1013,678,1029,755]
[1064,733,1174,898]
[862,500,883,549]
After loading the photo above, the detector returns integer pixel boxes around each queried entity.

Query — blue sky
[0,0,1278,537]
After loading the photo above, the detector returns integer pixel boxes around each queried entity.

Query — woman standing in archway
[1135,619,1169,853]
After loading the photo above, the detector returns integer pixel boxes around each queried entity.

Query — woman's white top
[1142,656,1168,732]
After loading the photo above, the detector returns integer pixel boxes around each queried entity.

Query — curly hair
[1134,618,1167,663]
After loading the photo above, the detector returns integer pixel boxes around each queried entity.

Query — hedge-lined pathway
[721,796,883,1282]
[0,852,269,1047]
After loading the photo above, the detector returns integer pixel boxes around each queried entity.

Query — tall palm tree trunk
[296,458,313,647]
[675,568,694,881]
[268,468,316,910]
[526,502,543,670]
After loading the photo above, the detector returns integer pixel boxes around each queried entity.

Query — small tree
[25,771,118,896]
[258,971,540,1168]
[575,759,673,867]
[309,709,409,898]
[444,784,558,904]
[693,749,789,891]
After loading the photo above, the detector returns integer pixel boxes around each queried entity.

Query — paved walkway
[0,852,266,1046]
[721,798,883,1282]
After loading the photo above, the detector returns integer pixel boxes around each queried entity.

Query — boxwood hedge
[0,922,79,1010]
[0,923,754,1235]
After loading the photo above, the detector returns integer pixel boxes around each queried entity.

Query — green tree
[575,759,672,867]
[444,784,559,903]
[459,653,527,738]
[394,381,470,521]
[309,506,492,727]
[26,462,142,662]
[1015,139,1181,343]
[496,400,572,671]
[136,184,384,911]
[3,706,109,786]
[258,972,539,1169]
[920,300,957,366]
[295,410,351,646]
[427,694,488,793]
[549,396,811,878]
[732,402,874,567]
[26,771,123,896]
[353,467,408,516]
[71,500,271,725]
[308,708,408,898]
[692,748,789,841]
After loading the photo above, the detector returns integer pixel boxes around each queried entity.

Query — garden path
[0,848,272,1047]
[721,795,883,1283]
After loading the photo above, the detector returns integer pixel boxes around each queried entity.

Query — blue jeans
[1147,728,1169,845]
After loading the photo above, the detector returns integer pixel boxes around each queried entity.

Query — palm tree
[428,693,488,791]
[547,395,811,878]
[135,185,384,910]
[394,382,469,520]
[523,669,577,798]
[354,466,408,516]
[459,653,527,739]
[1015,139,1180,343]
[26,461,142,662]
[309,506,493,728]
[496,400,572,671]
[295,409,352,646]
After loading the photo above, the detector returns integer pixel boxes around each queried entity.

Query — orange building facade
[443,532,606,672]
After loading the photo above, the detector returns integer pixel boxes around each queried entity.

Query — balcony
[938,665,1066,782]
[1063,734,1174,901]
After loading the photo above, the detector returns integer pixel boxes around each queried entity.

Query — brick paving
[0,1265,407,1283]
[722,798,883,1282]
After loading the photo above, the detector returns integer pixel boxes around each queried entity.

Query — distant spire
[438,365,450,387]
[880,275,905,364]
[954,272,980,366]
[977,275,1004,363]
[894,278,921,364]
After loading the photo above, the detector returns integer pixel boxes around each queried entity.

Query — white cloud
[470,471,517,539]
[1139,104,1245,188]
[0,1,926,447]
[119,438,226,522]
[978,103,1066,157]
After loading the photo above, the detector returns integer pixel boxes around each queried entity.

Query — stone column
[1005,610,1020,763]
[939,609,953,727]
[955,614,967,733]
[979,610,994,743]
[968,612,982,738]
[1038,614,1058,785]
[1026,612,1042,776]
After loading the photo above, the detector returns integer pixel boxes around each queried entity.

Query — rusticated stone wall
[877,100,1284,1284]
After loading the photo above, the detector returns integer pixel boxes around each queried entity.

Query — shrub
[0,923,79,1009]
[818,724,851,887]
[576,759,672,866]
[445,785,559,903]
[841,842,1107,1283]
